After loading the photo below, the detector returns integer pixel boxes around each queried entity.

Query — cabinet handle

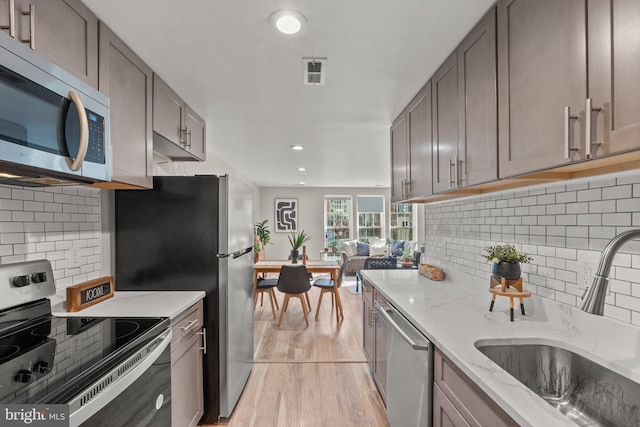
[0,0,15,38]
[20,4,34,50]
[585,98,602,158]
[197,328,207,354]
[563,106,579,159]
[187,129,192,148]
[179,127,188,145]
[454,155,460,187]
[180,319,199,334]
[449,159,454,188]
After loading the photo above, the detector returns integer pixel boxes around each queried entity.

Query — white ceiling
[81,0,495,188]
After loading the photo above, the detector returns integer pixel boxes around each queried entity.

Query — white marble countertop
[49,289,205,320]
[362,268,640,427]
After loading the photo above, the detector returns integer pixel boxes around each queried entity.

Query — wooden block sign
[66,276,114,312]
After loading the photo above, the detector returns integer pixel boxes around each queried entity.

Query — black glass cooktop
[0,314,169,404]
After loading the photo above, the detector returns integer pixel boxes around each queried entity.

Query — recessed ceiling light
[290,145,304,151]
[299,181,306,185]
[298,167,306,172]
[269,10,307,35]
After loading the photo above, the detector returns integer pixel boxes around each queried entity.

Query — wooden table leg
[332,269,344,321]
[253,270,259,307]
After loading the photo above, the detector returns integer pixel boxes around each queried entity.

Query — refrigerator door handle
[217,253,232,258]
[232,247,253,259]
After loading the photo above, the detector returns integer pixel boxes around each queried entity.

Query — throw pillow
[356,242,370,256]
[370,243,386,256]
[342,240,357,257]
[391,240,405,256]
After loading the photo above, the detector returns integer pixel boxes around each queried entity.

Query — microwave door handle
[65,91,89,171]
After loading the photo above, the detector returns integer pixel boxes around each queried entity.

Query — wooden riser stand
[488,276,531,321]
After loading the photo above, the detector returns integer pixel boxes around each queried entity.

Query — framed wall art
[275,198,298,232]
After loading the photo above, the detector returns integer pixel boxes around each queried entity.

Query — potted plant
[254,220,271,262]
[482,244,533,280]
[288,230,311,263]
[401,247,413,267]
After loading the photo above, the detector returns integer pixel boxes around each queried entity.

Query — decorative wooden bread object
[66,276,114,312]
[418,263,445,281]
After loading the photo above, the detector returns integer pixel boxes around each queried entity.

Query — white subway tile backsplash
[424,170,640,325]
[0,184,101,289]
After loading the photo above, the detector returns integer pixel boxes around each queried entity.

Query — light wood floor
[210,276,389,426]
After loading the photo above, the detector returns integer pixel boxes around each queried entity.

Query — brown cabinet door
[433,384,471,427]
[17,0,98,88]
[458,7,498,187]
[432,52,458,194]
[373,292,387,400]
[408,81,433,198]
[99,23,153,189]
[390,110,409,202]
[588,0,640,156]
[497,0,587,178]
[361,281,374,368]
[185,105,206,161]
[153,73,185,146]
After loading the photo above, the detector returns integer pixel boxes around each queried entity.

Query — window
[324,196,352,252]
[356,195,384,242]
[390,203,413,240]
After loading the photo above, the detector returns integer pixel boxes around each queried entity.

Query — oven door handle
[68,330,172,427]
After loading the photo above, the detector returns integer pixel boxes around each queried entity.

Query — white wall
[259,187,392,260]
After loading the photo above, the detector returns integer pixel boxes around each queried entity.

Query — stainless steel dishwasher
[376,300,433,427]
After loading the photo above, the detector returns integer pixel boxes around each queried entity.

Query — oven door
[69,330,172,427]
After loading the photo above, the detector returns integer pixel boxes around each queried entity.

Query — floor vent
[302,58,327,86]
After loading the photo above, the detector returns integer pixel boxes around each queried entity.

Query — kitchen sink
[475,340,640,427]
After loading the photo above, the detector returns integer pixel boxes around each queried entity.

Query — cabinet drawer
[434,348,516,427]
[433,383,470,427]
[171,300,203,348]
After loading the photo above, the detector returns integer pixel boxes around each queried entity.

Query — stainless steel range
[0,260,172,427]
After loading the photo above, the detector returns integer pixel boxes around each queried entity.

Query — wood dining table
[253,260,343,321]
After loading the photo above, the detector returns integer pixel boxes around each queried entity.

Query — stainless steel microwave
[0,32,110,186]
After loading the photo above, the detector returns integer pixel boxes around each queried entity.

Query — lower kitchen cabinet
[433,383,469,427]
[362,278,386,402]
[434,348,517,427]
[171,300,205,427]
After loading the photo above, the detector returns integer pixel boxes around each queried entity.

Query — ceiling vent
[302,58,327,86]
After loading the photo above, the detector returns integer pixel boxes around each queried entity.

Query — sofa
[340,239,417,275]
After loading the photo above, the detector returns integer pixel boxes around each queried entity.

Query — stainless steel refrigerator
[114,175,254,424]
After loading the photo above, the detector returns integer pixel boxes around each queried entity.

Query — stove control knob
[33,361,49,374]
[15,370,34,383]
[12,275,30,287]
[31,272,47,283]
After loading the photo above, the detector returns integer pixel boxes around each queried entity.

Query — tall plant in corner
[254,220,271,261]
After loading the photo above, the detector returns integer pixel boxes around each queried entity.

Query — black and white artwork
[275,198,298,232]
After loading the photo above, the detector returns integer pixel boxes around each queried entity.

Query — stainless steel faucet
[579,229,640,315]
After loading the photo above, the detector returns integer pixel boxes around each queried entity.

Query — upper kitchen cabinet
[497,0,587,178]
[153,74,206,162]
[390,109,409,203]
[98,23,153,189]
[432,52,458,194]
[391,81,433,203]
[407,81,433,199]
[185,106,206,161]
[457,7,497,187]
[0,0,99,88]
[587,0,640,156]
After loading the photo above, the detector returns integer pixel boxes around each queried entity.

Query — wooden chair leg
[300,294,309,327]
[278,294,290,326]
[315,290,324,320]
[267,289,276,319]
[260,292,264,306]
[271,289,279,309]
[305,292,312,311]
